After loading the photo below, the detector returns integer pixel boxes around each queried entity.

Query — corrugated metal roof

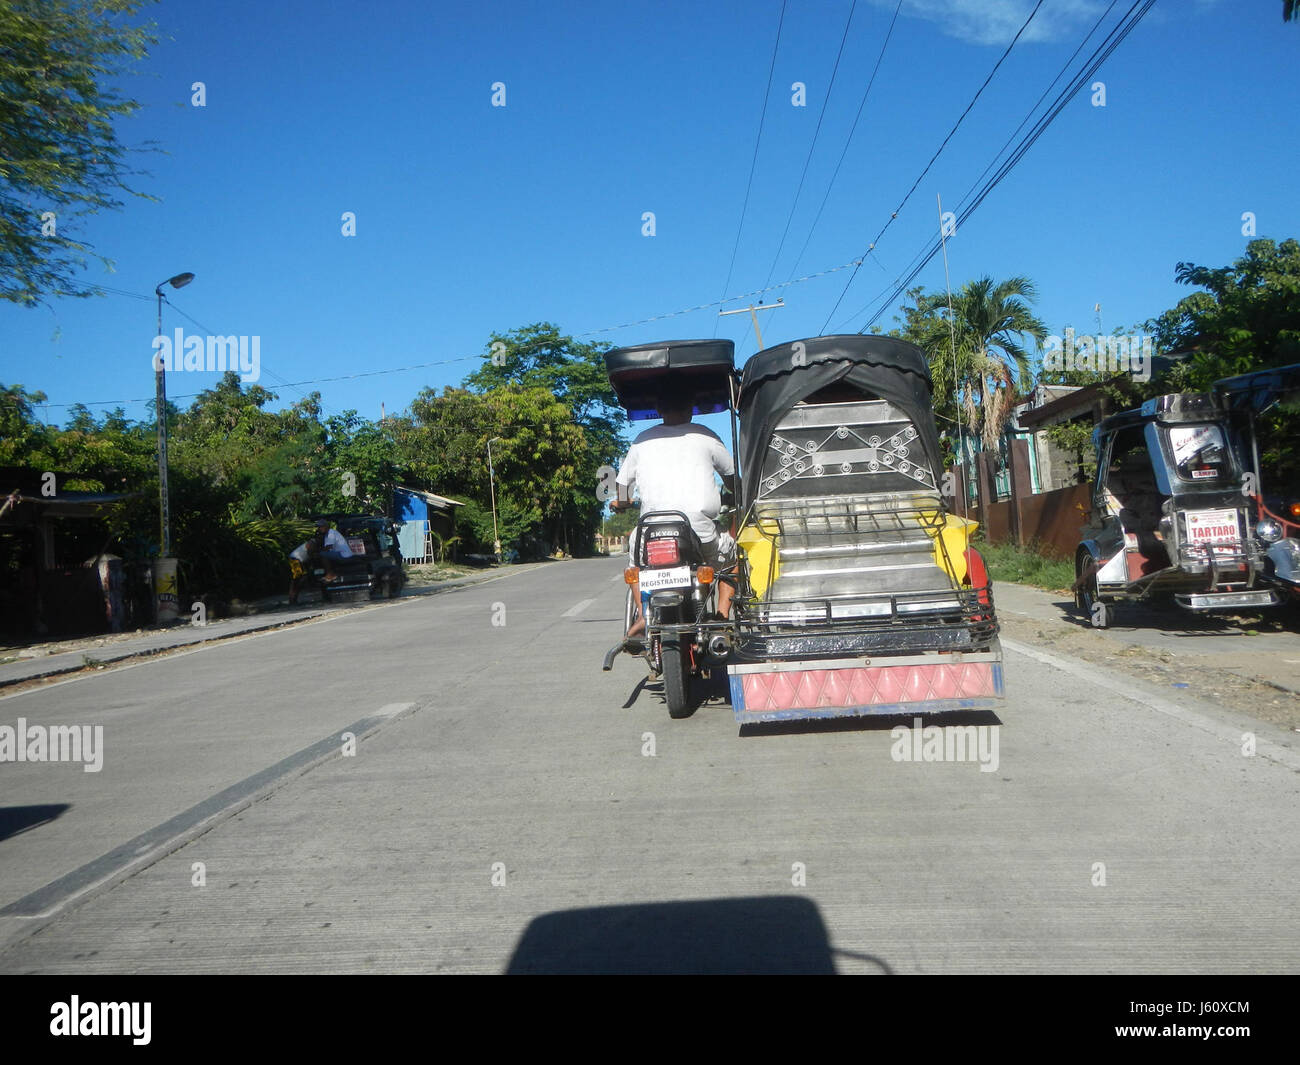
[395,486,465,508]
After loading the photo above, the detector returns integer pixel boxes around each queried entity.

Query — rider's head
[316,519,331,534]
[657,393,694,425]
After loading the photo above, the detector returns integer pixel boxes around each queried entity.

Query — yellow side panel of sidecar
[737,520,781,598]
[923,511,978,583]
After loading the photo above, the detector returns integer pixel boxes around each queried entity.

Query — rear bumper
[728,651,1003,724]
[1175,589,1279,610]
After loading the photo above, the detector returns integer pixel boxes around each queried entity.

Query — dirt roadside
[995,600,1300,734]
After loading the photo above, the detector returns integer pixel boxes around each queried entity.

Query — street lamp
[487,437,503,559]
[154,271,194,623]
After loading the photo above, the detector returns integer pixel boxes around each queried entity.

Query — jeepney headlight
[1256,519,1283,544]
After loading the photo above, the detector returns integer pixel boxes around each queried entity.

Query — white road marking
[374,702,415,718]
[1002,637,1300,771]
[562,598,596,617]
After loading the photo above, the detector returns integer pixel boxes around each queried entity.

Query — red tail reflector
[646,538,680,566]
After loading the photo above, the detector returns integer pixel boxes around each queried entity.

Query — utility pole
[487,437,503,559]
[718,298,785,349]
[936,194,967,518]
[153,271,194,624]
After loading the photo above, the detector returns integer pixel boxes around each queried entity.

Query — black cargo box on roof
[604,339,736,421]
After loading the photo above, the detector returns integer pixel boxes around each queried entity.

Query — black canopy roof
[604,339,736,420]
[738,335,942,506]
[1212,362,1300,414]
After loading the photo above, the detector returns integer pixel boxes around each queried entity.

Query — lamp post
[153,271,194,622]
[487,437,503,559]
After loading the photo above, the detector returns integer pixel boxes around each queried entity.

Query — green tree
[1146,238,1300,390]
[1146,237,1300,485]
[0,383,54,466]
[0,0,159,305]
[895,277,1048,449]
[391,384,592,555]
[464,323,623,439]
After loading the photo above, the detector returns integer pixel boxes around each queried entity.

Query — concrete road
[0,559,1296,973]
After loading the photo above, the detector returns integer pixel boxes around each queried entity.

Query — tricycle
[601,333,1005,726]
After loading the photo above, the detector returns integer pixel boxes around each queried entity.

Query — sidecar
[727,335,1004,724]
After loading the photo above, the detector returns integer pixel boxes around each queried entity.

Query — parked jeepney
[1073,371,1299,627]
[726,335,1004,725]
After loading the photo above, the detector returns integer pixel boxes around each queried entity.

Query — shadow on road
[1055,595,1300,636]
[0,803,70,842]
[505,895,890,974]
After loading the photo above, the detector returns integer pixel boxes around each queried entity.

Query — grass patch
[405,562,477,586]
[978,539,1076,594]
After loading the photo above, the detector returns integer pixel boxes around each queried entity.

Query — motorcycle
[599,339,740,719]
[615,509,735,718]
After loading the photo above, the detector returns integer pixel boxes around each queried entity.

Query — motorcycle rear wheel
[661,635,696,719]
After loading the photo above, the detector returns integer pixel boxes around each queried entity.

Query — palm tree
[909,276,1047,451]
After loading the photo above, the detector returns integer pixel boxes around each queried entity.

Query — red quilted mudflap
[729,656,1003,723]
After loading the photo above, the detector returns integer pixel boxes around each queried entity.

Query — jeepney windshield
[1165,423,1234,484]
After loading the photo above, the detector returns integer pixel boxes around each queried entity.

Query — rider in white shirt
[613,393,736,639]
[315,519,354,581]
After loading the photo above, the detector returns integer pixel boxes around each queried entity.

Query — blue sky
[3,0,1297,442]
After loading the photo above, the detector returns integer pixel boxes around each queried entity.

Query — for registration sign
[638,566,691,592]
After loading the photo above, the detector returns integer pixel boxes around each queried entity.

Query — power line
[43,248,881,411]
[784,0,903,284]
[841,0,1155,334]
[740,0,859,352]
[714,0,788,337]
[158,297,334,416]
[820,0,1046,331]
[842,0,1122,325]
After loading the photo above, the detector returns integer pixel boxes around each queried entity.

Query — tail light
[962,547,992,609]
[1290,502,1300,520]
[646,537,680,566]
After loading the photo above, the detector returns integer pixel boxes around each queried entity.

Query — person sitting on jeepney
[612,391,737,642]
[313,519,354,581]
[287,521,357,605]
